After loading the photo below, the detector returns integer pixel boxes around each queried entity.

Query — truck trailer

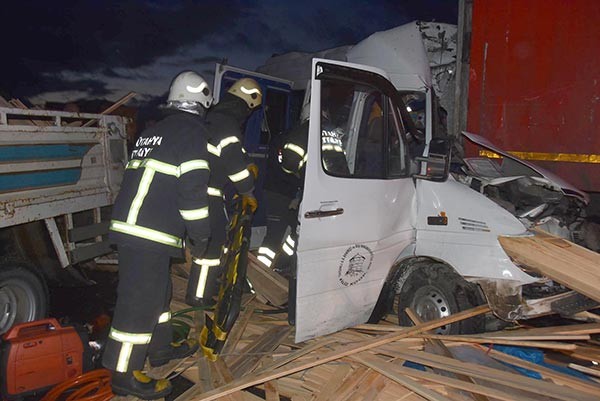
[0,104,127,334]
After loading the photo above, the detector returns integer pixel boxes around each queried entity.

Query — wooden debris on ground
[159,293,600,401]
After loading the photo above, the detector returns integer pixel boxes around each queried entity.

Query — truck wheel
[0,262,48,334]
[397,264,484,334]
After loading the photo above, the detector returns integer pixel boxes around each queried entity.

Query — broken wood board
[176,305,491,401]
[406,308,490,401]
[499,230,600,303]
[246,253,289,306]
[169,295,600,401]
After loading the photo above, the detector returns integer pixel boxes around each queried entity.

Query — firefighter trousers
[186,193,227,306]
[102,245,173,373]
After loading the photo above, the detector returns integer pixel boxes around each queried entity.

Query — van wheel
[397,263,484,334]
[0,262,48,334]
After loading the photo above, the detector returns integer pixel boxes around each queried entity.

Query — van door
[295,59,417,342]
[213,64,294,245]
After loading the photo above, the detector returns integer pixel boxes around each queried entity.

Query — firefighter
[103,71,213,399]
[257,110,309,270]
[258,103,348,270]
[185,78,262,307]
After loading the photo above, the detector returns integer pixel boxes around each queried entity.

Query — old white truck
[0,105,127,333]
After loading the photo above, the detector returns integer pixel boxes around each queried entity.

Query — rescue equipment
[200,200,253,360]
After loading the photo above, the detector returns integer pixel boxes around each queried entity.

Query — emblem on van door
[338,244,373,286]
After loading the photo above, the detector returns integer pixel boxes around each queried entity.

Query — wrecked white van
[292,58,596,342]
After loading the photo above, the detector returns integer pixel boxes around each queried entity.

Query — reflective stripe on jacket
[109,110,211,256]
[205,110,254,195]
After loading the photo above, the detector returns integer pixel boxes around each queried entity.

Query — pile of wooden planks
[499,229,600,305]
[123,234,600,401]
[162,285,600,401]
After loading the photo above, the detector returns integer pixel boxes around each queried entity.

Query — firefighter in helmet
[104,71,213,399]
[185,78,262,307]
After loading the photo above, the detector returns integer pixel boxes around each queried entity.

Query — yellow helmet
[227,78,262,109]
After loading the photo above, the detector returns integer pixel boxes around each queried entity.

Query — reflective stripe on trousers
[282,234,295,256]
[192,257,220,298]
[108,328,152,372]
[257,246,276,267]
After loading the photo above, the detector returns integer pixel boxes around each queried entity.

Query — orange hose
[40,369,113,401]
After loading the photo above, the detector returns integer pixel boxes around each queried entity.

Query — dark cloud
[38,75,111,98]
[0,0,250,97]
[102,68,129,78]
[0,0,456,101]
[189,56,225,64]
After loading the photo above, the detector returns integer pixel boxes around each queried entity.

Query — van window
[320,79,407,179]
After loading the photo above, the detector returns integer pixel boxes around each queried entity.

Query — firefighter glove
[247,163,259,179]
[242,194,258,213]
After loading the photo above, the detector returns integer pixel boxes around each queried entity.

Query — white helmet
[167,71,213,112]
[227,78,262,109]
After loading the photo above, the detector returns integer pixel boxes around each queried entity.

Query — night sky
[1,0,457,106]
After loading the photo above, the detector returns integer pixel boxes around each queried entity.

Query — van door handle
[304,208,344,219]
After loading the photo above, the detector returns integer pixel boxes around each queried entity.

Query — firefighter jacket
[281,120,309,178]
[281,119,349,178]
[205,109,254,197]
[109,110,211,257]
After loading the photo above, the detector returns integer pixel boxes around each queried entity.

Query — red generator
[1,318,91,399]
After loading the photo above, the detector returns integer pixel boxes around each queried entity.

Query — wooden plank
[568,363,600,378]
[246,253,289,306]
[570,311,600,322]
[69,241,112,264]
[176,305,491,401]
[565,345,600,363]
[405,309,489,401]
[352,353,542,401]
[499,230,600,303]
[345,371,386,401]
[477,322,600,337]
[352,372,386,401]
[82,91,136,127]
[229,326,292,378]
[373,380,427,401]
[69,221,110,242]
[418,333,577,350]
[325,366,371,401]
[256,337,338,373]
[264,380,281,401]
[222,306,256,360]
[212,358,244,401]
[391,348,598,401]
[348,357,453,401]
[312,363,352,401]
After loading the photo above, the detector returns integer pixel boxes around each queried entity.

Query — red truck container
[464,0,600,193]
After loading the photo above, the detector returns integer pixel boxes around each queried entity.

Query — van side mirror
[413,137,452,182]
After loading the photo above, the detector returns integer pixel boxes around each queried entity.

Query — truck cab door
[213,64,293,245]
[295,59,417,342]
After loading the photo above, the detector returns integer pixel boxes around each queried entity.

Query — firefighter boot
[148,338,200,367]
[111,370,172,399]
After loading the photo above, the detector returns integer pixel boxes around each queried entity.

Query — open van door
[295,59,417,342]
[213,64,293,246]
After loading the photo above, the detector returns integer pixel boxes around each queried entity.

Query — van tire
[0,261,48,334]
[397,263,484,334]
